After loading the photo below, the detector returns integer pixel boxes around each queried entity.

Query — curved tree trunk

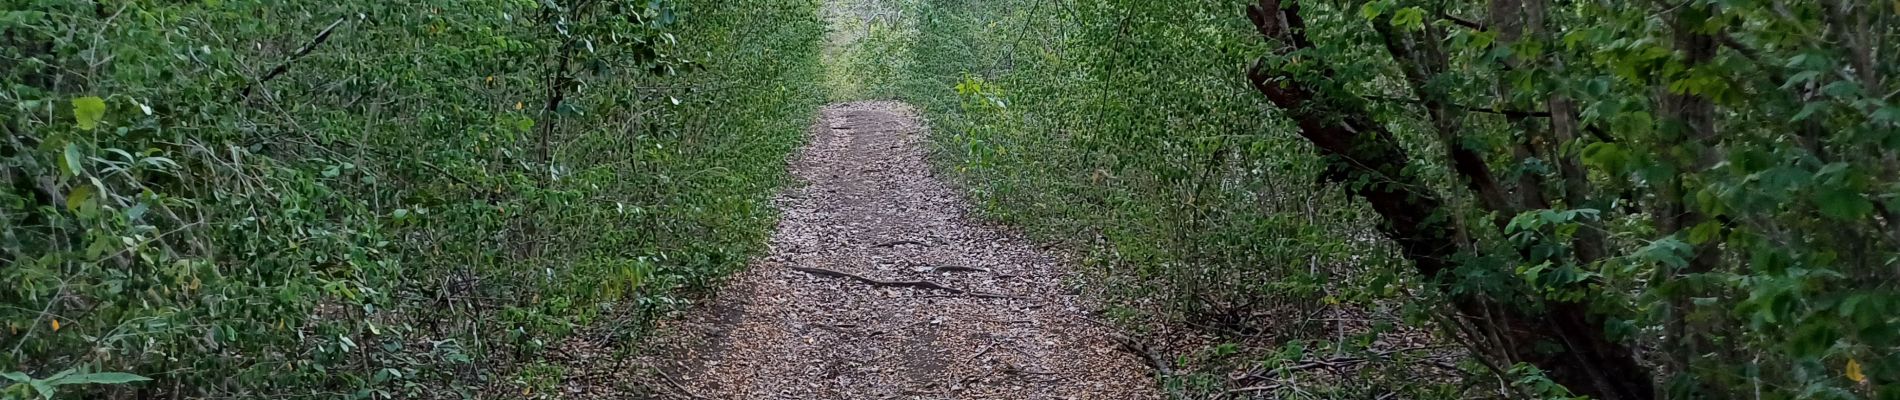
[1244,1,1657,398]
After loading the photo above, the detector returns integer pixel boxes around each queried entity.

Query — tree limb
[790,266,963,294]
[241,17,346,99]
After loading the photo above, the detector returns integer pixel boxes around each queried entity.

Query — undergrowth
[2,0,823,398]
[11,0,1899,398]
[829,0,1453,398]
[834,0,1900,399]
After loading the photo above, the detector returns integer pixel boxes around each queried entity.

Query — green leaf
[1639,237,1691,269]
[1581,142,1630,172]
[125,203,148,222]
[1,372,27,382]
[30,380,55,400]
[1687,221,1722,244]
[62,143,84,177]
[39,370,67,383]
[72,96,105,130]
[1469,31,1497,50]
[1822,80,1860,98]
[66,185,93,212]
[1506,211,1541,233]
[48,372,151,385]
[1391,7,1425,30]
[1816,188,1873,220]
[1781,70,1821,89]
[1358,0,1389,20]
[1873,105,1899,122]
[1791,102,1824,122]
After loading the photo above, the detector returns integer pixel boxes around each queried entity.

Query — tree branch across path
[790,266,965,294]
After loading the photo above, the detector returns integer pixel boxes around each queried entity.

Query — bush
[1,0,823,398]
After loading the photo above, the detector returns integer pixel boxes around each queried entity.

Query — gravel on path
[640,101,1161,399]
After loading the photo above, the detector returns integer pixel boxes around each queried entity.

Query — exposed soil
[629,101,1161,399]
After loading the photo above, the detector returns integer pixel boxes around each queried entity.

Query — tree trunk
[1245,1,1656,398]
[1656,3,1726,397]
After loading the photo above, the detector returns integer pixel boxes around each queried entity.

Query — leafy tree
[862,0,1898,398]
[1244,0,1898,397]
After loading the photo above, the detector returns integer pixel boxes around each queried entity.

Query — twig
[1228,384,1284,394]
[96,221,204,264]
[241,17,347,98]
[1365,94,1619,143]
[790,266,963,294]
[808,323,859,336]
[870,319,930,337]
[927,265,989,273]
[1248,345,1456,380]
[964,291,1025,300]
[1365,95,1551,118]
[1440,13,1486,30]
[1078,317,1185,399]
[871,240,928,248]
[649,367,708,400]
[969,339,1000,361]
[9,282,65,354]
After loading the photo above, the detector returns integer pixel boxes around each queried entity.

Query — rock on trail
[643,101,1160,399]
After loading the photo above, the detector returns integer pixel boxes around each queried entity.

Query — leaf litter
[555,101,1161,399]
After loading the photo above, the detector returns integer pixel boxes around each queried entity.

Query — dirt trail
[646,102,1159,399]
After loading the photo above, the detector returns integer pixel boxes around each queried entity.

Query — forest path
[644,101,1159,399]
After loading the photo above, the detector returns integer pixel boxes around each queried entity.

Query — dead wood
[927,265,990,273]
[242,17,346,98]
[1081,317,1184,399]
[790,266,964,294]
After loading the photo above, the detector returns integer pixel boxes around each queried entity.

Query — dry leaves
[613,102,1161,400]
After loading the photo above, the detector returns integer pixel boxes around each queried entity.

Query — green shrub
[841,0,1900,398]
[1,0,823,398]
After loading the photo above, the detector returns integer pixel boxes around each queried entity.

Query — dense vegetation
[2,0,823,398]
[9,0,1897,398]
[839,0,1899,398]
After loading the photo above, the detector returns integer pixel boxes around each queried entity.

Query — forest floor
[615,101,1160,399]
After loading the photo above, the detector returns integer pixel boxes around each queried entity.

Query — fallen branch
[1080,317,1185,399]
[1228,384,1284,394]
[1246,345,1458,381]
[647,367,709,400]
[241,17,347,98]
[872,240,928,248]
[866,320,930,338]
[790,266,963,294]
[964,291,1025,300]
[920,292,1030,302]
[927,265,990,273]
[969,339,1000,361]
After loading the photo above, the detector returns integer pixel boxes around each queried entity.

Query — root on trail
[925,265,990,273]
[791,266,964,294]
[1083,317,1186,399]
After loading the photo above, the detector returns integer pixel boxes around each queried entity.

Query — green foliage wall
[849,0,1425,396]
[822,0,913,101]
[908,0,1389,327]
[1243,0,1900,397]
[851,0,1900,398]
[1,0,824,398]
